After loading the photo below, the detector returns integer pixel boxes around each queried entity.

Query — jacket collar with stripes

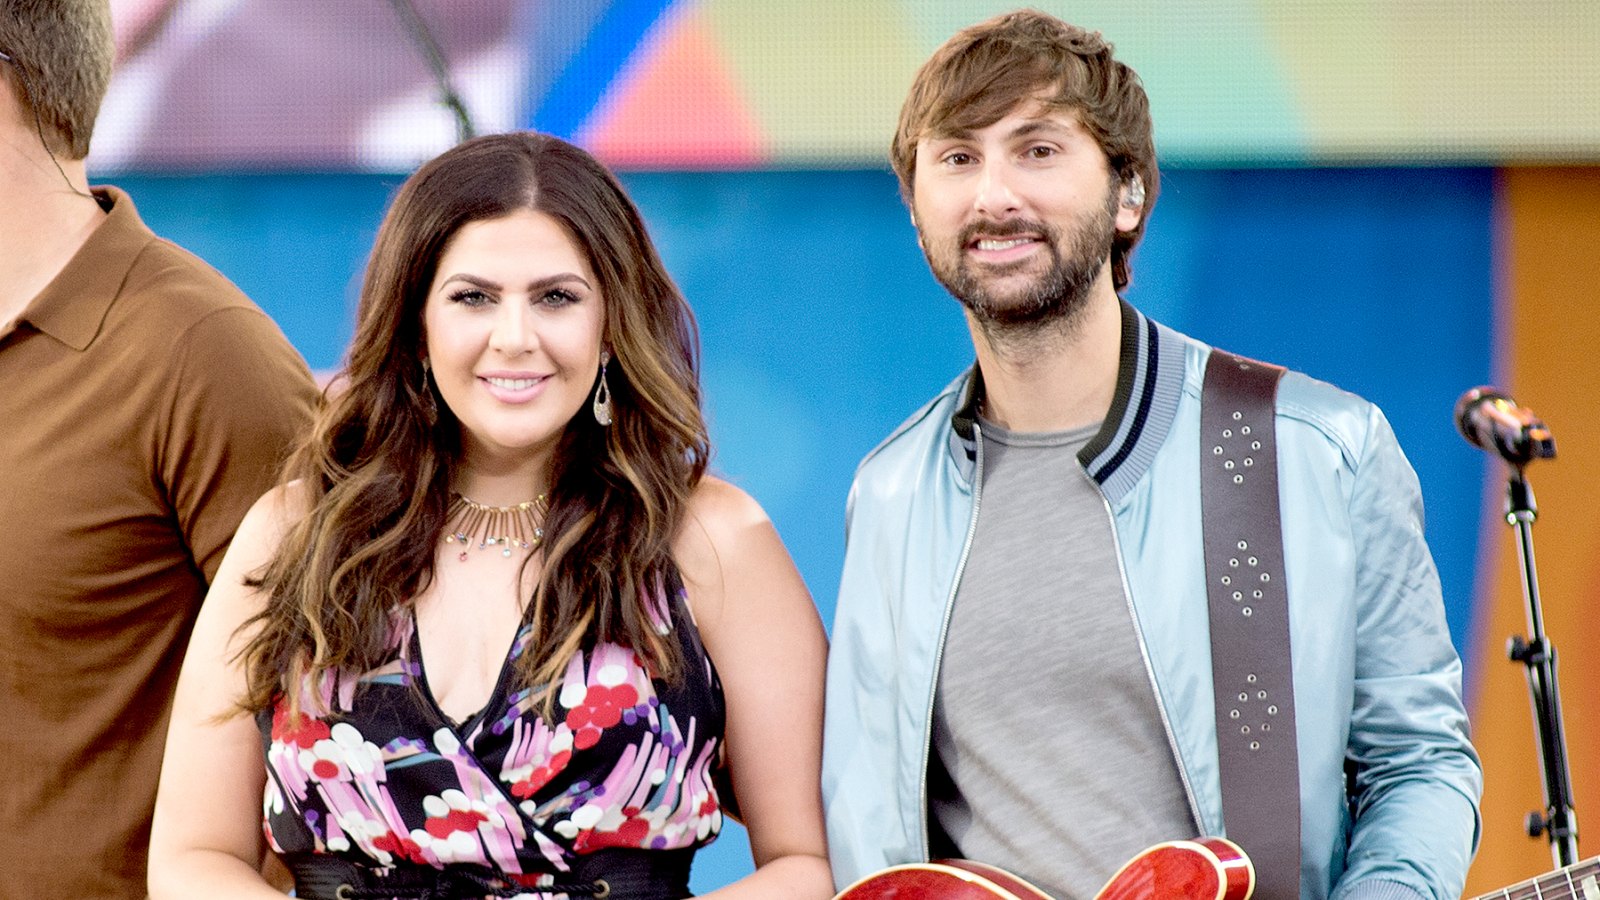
[947,300,1188,506]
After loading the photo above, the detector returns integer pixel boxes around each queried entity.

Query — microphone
[1454,387,1556,465]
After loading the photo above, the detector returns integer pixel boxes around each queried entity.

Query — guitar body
[836,860,1053,900]
[1096,838,1253,900]
[835,837,1254,900]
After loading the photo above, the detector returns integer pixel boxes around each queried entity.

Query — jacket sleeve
[823,475,891,888]
[827,464,950,889]
[1332,406,1482,900]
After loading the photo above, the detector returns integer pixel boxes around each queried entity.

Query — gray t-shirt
[929,417,1196,899]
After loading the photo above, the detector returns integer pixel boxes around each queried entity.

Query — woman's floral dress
[257,583,726,895]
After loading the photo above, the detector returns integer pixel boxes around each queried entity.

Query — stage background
[91,1,1600,893]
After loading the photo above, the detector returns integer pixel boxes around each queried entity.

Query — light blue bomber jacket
[821,304,1482,900]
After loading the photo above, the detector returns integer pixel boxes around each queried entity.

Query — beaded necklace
[442,493,548,562]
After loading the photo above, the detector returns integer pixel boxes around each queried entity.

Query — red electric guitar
[835,837,1254,900]
[837,841,1600,900]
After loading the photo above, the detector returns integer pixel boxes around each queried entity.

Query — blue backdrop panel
[114,165,1493,892]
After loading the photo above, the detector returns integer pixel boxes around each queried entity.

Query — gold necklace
[443,493,549,561]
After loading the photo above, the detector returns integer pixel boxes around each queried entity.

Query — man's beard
[925,182,1119,334]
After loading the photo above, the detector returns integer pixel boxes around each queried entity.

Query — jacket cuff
[1333,879,1429,900]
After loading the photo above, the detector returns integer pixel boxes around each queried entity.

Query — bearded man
[821,10,1481,900]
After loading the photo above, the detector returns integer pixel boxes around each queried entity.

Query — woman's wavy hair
[239,132,709,716]
[891,9,1159,292]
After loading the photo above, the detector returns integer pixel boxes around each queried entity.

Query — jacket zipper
[918,422,985,860]
[1086,467,1206,834]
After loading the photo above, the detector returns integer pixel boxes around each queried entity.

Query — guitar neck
[1474,857,1600,900]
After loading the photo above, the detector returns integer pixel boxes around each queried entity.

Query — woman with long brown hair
[147,133,831,899]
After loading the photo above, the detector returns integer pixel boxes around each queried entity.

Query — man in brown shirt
[0,3,319,894]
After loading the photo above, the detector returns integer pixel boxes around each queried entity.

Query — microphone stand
[1500,467,1580,868]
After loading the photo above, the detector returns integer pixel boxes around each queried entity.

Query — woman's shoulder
[219,479,318,576]
[684,474,770,535]
[239,479,316,538]
[672,476,780,610]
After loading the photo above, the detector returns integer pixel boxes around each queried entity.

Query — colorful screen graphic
[92,0,1600,172]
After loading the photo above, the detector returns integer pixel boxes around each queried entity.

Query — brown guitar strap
[1201,349,1301,900]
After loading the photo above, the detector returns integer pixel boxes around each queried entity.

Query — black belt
[284,847,695,900]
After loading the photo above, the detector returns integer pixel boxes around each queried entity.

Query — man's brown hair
[0,0,114,160]
[892,8,1158,291]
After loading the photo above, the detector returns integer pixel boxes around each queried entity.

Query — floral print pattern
[258,587,725,885]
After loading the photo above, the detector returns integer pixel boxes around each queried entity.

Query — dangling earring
[419,358,439,425]
[592,350,614,427]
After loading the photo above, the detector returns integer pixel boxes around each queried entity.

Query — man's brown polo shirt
[0,187,318,896]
